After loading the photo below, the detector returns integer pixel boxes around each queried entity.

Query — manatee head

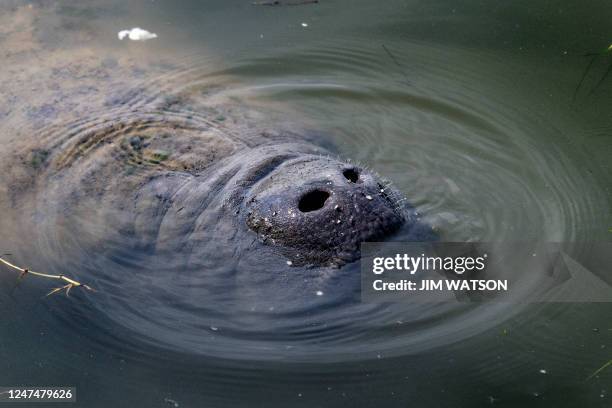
[243,153,407,266]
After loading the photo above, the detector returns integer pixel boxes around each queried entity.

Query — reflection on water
[0,1,611,407]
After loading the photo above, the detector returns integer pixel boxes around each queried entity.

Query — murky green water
[0,1,611,407]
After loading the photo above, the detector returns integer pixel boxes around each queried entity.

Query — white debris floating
[118,27,158,41]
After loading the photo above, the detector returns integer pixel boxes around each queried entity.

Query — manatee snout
[245,156,406,266]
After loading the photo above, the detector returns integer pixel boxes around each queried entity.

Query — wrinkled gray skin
[244,148,409,266]
[136,138,411,267]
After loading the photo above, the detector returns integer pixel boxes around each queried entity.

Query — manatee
[0,5,433,274]
[0,2,440,358]
[0,6,435,281]
[7,108,432,269]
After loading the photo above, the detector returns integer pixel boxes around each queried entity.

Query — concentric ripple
[2,39,607,368]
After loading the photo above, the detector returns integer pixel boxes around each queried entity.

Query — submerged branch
[0,256,95,297]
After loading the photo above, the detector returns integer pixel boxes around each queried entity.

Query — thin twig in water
[573,43,612,103]
[0,256,95,297]
[572,54,598,103]
[585,359,612,381]
[587,62,612,97]
[382,44,411,86]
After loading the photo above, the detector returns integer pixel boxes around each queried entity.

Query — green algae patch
[149,149,170,164]
[29,149,49,169]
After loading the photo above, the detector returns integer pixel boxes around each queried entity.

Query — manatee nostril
[343,168,360,183]
[298,190,330,213]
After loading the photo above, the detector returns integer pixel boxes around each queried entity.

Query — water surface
[0,1,611,407]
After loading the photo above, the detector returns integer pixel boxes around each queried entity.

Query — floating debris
[0,256,94,297]
[301,22,309,27]
[316,290,323,296]
[118,27,158,41]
